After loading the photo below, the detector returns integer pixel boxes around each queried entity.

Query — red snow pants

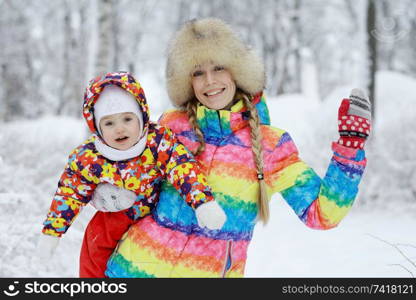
[79,211,134,278]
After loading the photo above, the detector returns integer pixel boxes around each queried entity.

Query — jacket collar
[196,92,270,141]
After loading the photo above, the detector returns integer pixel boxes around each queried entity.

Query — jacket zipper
[222,240,233,278]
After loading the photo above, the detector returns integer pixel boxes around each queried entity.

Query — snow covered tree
[0,0,414,122]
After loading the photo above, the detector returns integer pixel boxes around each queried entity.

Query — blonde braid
[242,94,270,224]
[185,100,206,156]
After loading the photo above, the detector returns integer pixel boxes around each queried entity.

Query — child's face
[99,112,141,150]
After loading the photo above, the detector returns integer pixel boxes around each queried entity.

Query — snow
[246,198,416,277]
[0,71,415,278]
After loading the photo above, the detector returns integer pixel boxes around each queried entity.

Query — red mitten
[338,88,371,149]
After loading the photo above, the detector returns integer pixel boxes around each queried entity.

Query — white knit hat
[94,85,143,136]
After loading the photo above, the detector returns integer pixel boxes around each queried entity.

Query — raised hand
[338,88,371,149]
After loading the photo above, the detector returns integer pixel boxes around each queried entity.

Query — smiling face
[191,62,236,110]
[99,112,141,150]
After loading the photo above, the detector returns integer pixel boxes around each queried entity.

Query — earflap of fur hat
[166,18,266,107]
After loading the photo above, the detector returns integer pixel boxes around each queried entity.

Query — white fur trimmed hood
[166,18,266,107]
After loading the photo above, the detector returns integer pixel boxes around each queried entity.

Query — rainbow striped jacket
[105,93,367,277]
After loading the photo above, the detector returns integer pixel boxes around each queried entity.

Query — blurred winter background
[0,0,415,277]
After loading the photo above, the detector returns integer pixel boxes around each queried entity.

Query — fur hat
[166,18,266,107]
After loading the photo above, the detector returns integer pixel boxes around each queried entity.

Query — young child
[38,72,226,276]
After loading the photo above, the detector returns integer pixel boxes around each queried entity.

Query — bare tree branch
[367,234,416,272]
[388,264,415,278]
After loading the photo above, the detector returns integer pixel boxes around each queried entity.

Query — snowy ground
[0,71,415,277]
[245,199,416,277]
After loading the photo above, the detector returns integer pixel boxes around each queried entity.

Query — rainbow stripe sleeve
[269,132,366,229]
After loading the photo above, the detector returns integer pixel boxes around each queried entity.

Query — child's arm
[42,148,98,237]
[156,127,213,209]
[156,127,226,229]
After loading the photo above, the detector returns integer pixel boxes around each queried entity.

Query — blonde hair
[241,93,270,224]
[185,99,206,156]
[185,93,270,224]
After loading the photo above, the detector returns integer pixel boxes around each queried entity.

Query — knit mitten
[90,183,136,212]
[195,201,227,230]
[338,88,372,149]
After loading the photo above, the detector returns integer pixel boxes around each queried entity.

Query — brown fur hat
[166,18,266,107]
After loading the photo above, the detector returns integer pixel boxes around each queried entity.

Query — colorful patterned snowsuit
[41,73,214,276]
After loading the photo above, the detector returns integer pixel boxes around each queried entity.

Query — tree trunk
[95,0,113,76]
[57,0,71,115]
[111,0,120,71]
[367,0,377,120]
[292,0,302,94]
